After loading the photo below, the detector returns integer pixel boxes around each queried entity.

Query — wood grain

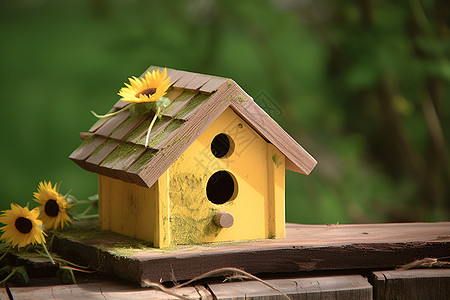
[213,211,234,228]
[52,222,450,284]
[208,275,372,300]
[95,110,130,138]
[230,95,317,175]
[200,76,228,93]
[371,269,450,300]
[184,73,214,90]
[0,281,200,300]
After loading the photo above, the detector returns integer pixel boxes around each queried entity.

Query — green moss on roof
[130,149,158,171]
[124,115,171,143]
[90,138,116,157]
[124,118,151,142]
[162,90,197,115]
[137,119,184,147]
[101,142,144,169]
[79,134,95,147]
[174,93,211,119]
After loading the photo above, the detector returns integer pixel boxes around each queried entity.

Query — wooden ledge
[51,222,450,284]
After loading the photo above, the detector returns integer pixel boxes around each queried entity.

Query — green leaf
[58,268,76,284]
[156,97,171,109]
[12,267,29,285]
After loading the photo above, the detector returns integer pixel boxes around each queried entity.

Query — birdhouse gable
[70,66,317,189]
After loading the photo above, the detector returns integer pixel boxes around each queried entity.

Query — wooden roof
[70,66,317,188]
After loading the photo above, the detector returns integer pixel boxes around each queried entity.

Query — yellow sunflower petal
[118,69,172,103]
[0,204,45,249]
[33,181,72,230]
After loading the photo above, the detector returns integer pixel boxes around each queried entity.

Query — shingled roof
[70,66,317,188]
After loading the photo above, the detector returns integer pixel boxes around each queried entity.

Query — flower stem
[40,234,55,265]
[73,214,99,220]
[0,245,11,263]
[91,103,135,119]
[82,203,97,215]
[145,106,161,147]
[0,268,18,284]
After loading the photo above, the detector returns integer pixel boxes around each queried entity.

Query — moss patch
[272,154,282,168]
[78,134,95,147]
[100,142,144,169]
[174,93,210,119]
[56,222,104,241]
[162,90,197,115]
[89,138,116,157]
[138,119,184,147]
[128,149,158,172]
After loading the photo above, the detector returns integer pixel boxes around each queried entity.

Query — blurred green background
[0,0,448,223]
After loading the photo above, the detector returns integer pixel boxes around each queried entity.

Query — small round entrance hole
[211,133,231,158]
[206,171,237,205]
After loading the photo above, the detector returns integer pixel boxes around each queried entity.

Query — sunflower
[33,181,71,230]
[0,204,45,249]
[118,68,171,103]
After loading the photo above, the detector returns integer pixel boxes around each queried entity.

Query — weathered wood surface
[0,275,372,300]
[51,222,450,284]
[208,275,372,300]
[4,270,450,299]
[0,281,200,300]
[371,269,450,300]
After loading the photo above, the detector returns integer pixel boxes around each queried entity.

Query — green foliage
[0,0,448,224]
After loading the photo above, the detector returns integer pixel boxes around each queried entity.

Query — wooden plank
[172,70,199,89]
[70,135,107,162]
[0,281,201,299]
[95,110,130,138]
[102,143,147,183]
[84,139,121,178]
[230,85,317,175]
[161,90,198,118]
[184,74,213,90]
[200,76,229,93]
[52,222,450,284]
[208,275,372,300]
[109,115,147,140]
[371,269,450,300]
[124,115,172,145]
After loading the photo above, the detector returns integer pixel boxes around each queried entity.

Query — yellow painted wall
[99,107,285,247]
[167,107,285,244]
[98,171,169,247]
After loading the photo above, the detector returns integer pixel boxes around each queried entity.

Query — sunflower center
[45,199,60,217]
[15,217,32,234]
[136,88,156,98]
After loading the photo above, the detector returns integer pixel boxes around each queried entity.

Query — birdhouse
[70,66,317,248]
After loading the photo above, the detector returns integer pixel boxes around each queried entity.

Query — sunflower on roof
[118,68,171,103]
[91,68,172,147]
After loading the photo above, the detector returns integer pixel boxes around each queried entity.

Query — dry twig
[397,257,450,270]
[142,267,291,300]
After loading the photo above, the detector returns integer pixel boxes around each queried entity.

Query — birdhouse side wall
[98,172,169,247]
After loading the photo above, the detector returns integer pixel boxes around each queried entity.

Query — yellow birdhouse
[70,66,317,248]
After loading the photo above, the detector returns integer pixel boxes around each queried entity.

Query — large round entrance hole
[211,133,232,158]
[206,171,237,205]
